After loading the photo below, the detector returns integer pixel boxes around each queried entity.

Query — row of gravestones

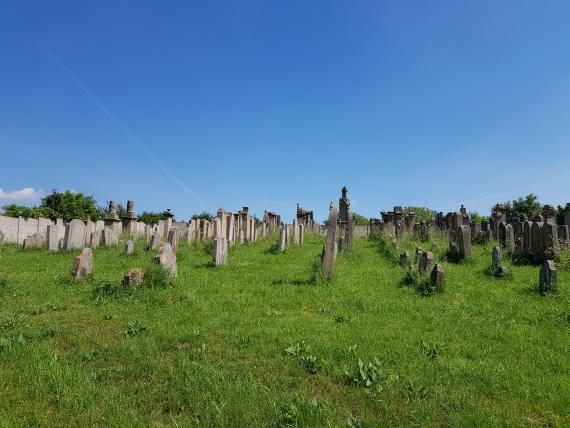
[278,219,306,252]
[20,220,126,252]
[399,247,445,291]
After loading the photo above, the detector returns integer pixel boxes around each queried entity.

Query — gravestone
[539,260,557,293]
[149,231,160,250]
[121,200,138,235]
[558,225,569,243]
[457,225,471,258]
[542,223,559,253]
[47,225,59,251]
[23,233,44,249]
[399,251,410,267]
[415,246,424,262]
[523,221,532,254]
[430,264,444,288]
[156,243,177,276]
[530,222,544,256]
[492,246,502,270]
[72,248,93,279]
[102,228,118,247]
[167,227,180,253]
[124,268,145,290]
[125,240,135,256]
[213,236,228,266]
[299,224,305,246]
[419,251,434,273]
[449,241,459,259]
[0,231,4,244]
[322,202,339,281]
[90,230,101,248]
[63,219,86,251]
[391,238,398,250]
[499,223,514,249]
[278,225,287,252]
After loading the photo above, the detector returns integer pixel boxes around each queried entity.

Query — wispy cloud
[41,44,205,210]
[0,187,43,202]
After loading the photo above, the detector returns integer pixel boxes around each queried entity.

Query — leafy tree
[2,190,100,221]
[1,204,53,219]
[191,212,214,221]
[469,211,489,223]
[403,206,437,223]
[352,213,369,226]
[41,190,100,221]
[138,211,163,225]
[500,194,542,217]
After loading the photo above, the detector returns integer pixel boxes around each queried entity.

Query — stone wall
[0,215,66,244]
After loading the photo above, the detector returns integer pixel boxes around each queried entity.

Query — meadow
[0,232,568,427]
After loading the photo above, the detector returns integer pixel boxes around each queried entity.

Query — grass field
[0,232,568,426]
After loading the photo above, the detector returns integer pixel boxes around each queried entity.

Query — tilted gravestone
[63,219,86,251]
[539,260,557,293]
[72,248,93,279]
[156,243,177,277]
[125,240,135,256]
[322,202,339,281]
[213,236,228,266]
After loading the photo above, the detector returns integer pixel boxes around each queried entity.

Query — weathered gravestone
[415,246,424,262]
[149,231,160,250]
[167,227,179,254]
[155,243,177,277]
[102,228,118,247]
[23,233,44,249]
[399,251,410,267]
[419,251,435,273]
[90,231,101,248]
[539,260,557,293]
[278,225,287,252]
[457,225,471,258]
[72,248,93,279]
[558,225,569,243]
[213,236,228,266]
[321,203,339,281]
[63,219,86,251]
[499,223,514,249]
[47,225,59,251]
[299,224,305,246]
[125,240,135,256]
[430,264,444,289]
[492,246,502,270]
[530,222,544,256]
[124,268,145,290]
[0,231,4,244]
[542,223,559,254]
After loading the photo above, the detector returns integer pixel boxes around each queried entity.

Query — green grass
[0,233,568,426]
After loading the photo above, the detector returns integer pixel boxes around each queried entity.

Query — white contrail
[41,45,205,209]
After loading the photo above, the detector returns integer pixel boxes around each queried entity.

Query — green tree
[403,206,437,223]
[500,194,542,217]
[137,211,163,225]
[469,211,489,223]
[1,204,53,219]
[41,190,100,221]
[191,212,214,221]
[352,213,369,226]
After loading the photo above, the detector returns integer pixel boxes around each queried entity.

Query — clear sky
[1,1,569,222]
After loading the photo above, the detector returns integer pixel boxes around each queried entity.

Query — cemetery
[0,187,568,426]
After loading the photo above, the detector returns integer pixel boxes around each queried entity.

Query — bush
[191,212,213,221]
[138,211,163,225]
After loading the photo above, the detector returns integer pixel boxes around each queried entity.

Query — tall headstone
[102,228,118,247]
[492,246,502,270]
[63,219,86,251]
[530,222,544,256]
[72,248,93,279]
[322,202,339,280]
[299,224,305,246]
[47,225,59,251]
[90,230,101,248]
[457,225,472,258]
[278,225,287,252]
[162,209,174,239]
[430,264,444,289]
[419,251,434,273]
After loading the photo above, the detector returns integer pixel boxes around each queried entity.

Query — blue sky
[1,1,569,222]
